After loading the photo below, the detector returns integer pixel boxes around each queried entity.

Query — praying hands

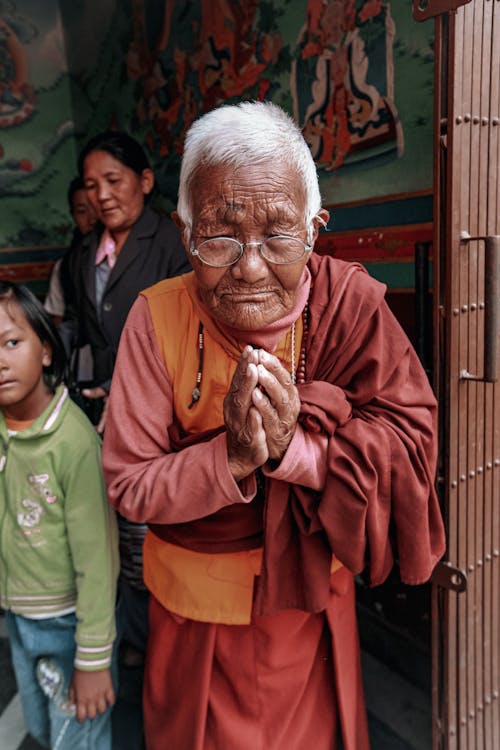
[224,345,300,482]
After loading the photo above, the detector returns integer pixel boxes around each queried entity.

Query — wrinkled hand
[224,346,300,481]
[224,346,269,481]
[69,667,115,723]
[81,386,108,434]
[252,349,300,461]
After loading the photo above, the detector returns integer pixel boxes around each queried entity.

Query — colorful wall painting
[124,1,433,211]
[292,1,403,173]
[0,0,434,297]
[1,0,76,246]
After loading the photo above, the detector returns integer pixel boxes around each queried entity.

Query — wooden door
[414,0,500,747]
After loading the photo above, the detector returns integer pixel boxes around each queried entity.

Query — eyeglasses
[189,236,313,267]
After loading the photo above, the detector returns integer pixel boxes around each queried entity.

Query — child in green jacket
[0,280,118,749]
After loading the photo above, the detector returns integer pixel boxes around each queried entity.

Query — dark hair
[67,176,85,212]
[78,130,151,177]
[0,281,66,388]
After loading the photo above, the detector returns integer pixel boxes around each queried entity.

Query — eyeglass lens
[196,237,308,266]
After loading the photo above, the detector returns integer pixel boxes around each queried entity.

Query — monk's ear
[316,208,330,226]
[310,209,330,245]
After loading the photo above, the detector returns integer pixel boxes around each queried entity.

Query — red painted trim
[0,262,54,282]
[316,224,433,261]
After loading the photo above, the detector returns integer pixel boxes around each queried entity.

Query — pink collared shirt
[95,229,117,269]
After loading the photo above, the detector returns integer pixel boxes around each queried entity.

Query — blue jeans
[6,611,114,750]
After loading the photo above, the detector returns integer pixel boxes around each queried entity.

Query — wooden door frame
[415,1,500,747]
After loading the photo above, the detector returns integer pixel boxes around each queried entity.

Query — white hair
[176,101,323,239]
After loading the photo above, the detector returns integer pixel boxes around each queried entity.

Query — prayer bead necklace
[187,303,309,409]
[297,301,309,385]
[187,323,204,409]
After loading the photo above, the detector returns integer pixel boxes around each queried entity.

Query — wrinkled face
[83,150,153,235]
[71,187,98,235]
[0,301,52,421]
[176,162,322,329]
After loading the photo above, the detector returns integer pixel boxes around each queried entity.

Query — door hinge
[431,560,467,592]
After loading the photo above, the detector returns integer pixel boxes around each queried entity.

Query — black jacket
[63,206,190,389]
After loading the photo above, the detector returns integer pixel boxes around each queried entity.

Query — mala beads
[187,322,204,409]
[187,302,309,408]
[296,302,309,385]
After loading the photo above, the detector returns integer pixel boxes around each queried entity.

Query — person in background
[102,101,446,750]
[0,281,118,750]
[44,176,97,327]
[45,177,96,386]
[63,129,190,749]
[64,130,189,431]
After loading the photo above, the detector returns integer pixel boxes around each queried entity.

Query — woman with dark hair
[77,131,153,184]
[65,130,189,425]
[63,130,190,749]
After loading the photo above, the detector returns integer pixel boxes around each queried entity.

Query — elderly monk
[103,101,445,750]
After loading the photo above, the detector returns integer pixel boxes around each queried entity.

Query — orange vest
[141,274,301,624]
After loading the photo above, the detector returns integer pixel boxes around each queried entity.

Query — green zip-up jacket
[0,386,119,670]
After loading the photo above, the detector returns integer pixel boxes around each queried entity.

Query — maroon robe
[105,254,445,750]
[152,254,445,615]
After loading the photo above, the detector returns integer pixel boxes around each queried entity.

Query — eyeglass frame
[189,235,314,268]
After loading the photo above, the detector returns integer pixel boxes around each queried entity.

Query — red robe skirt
[144,567,369,750]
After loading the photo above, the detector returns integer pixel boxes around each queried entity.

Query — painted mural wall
[106,0,434,211]
[1,0,74,250]
[0,0,434,293]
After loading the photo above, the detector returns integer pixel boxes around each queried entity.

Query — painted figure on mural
[0,11,35,184]
[292,0,403,171]
[0,15,35,128]
[195,0,280,105]
[126,0,286,165]
[123,0,405,203]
